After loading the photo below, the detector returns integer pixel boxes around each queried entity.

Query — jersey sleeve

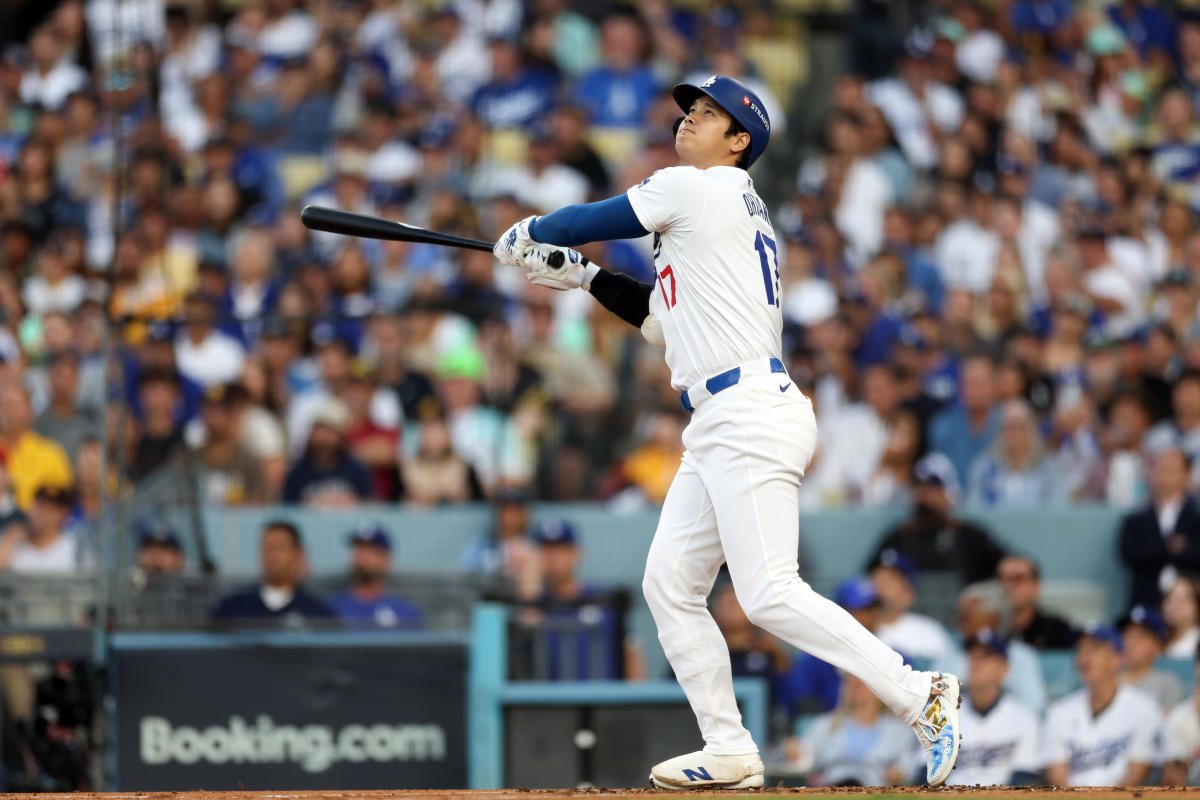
[1164,704,1194,762]
[625,166,706,234]
[1039,702,1069,768]
[1129,697,1165,765]
[1011,705,1043,775]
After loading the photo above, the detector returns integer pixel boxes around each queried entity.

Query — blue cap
[532,518,577,547]
[873,547,919,587]
[672,75,771,167]
[966,628,1009,658]
[135,518,181,550]
[1119,605,1167,642]
[347,523,391,551]
[1081,623,1123,652]
[835,576,880,611]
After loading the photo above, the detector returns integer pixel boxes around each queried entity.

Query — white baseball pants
[642,370,932,755]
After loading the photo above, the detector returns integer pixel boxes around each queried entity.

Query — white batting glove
[493,215,536,267]
[524,244,600,291]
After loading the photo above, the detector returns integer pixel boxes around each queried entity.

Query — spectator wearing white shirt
[946,629,1041,786]
[22,237,85,316]
[867,33,964,171]
[1042,624,1163,787]
[1118,604,1186,712]
[19,25,88,110]
[934,181,1000,294]
[0,485,84,575]
[870,548,955,662]
[825,111,893,266]
[174,290,246,389]
[433,5,491,107]
[1076,222,1146,338]
[1163,644,1200,785]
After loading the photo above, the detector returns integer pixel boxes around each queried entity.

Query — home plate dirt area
[13,788,1200,800]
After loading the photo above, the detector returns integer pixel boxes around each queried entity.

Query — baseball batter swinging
[494,75,962,789]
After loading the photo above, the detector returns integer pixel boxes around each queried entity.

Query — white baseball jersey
[946,694,1040,786]
[1164,697,1200,763]
[625,166,783,391]
[1042,685,1163,786]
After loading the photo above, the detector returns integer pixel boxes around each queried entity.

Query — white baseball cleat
[911,672,962,787]
[649,750,764,790]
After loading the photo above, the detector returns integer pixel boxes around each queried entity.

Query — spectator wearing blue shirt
[282,397,375,505]
[517,519,637,680]
[212,520,335,628]
[928,353,1002,486]
[1108,0,1175,59]
[329,524,423,630]
[471,36,559,131]
[571,11,659,129]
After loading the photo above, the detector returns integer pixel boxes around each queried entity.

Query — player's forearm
[587,267,653,328]
[530,195,649,246]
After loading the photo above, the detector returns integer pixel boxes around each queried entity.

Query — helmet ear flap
[672,116,685,136]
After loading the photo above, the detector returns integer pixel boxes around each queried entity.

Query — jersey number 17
[755,232,780,307]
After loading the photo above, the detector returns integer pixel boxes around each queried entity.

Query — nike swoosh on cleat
[779,382,791,392]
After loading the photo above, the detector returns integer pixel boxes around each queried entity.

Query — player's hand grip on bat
[522,244,599,291]
[493,216,537,267]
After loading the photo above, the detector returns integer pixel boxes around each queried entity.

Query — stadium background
[2,0,1200,792]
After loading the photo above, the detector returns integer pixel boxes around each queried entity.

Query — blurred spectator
[328,524,422,630]
[1118,447,1200,609]
[996,554,1077,650]
[1163,641,1200,785]
[23,236,85,315]
[342,360,401,500]
[0,486,83,574]
[617,410,684,506]
[282,397,373,506]
[1042,625,1163,787]
[174,290,247,389]
[785,673,921,787]
[401,405,485,505]
[868,453,1006,590]
[928,353,1001,485]
[134,522,184,577]
[462,485,540,601]
[1119,604,1185,711]
[940,581,1046,712]
[1146,368,1200,465]
[945,630,1040,787]
[211,520,334,627]
[471,35,557,131]
[710,579,790,724]
[1163,573,1200,659]
[19,25,87,110]
[0,382,73,509]
[572,11,658,132]
[869,548,955,661]
[127,368,185,480]
[194,384,269,506]
[517,519,638,680]
[33,350,100,457]
[967,399,1058,506]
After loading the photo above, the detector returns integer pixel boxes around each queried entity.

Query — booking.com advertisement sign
[110,634,468,789]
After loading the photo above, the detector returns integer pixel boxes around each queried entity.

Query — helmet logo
[742,95,751,106]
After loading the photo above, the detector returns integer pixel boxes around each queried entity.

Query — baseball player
[493,74,961,789]
[946,630,1040,787]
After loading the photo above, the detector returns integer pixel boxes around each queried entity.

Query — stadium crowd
[10,0,1200,790]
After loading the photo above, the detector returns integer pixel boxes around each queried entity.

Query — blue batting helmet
[672,74,771,167]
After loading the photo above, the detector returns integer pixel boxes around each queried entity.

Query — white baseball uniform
[1042,685,1163,786]
[628,165,933,756]
[946,694,1040,786]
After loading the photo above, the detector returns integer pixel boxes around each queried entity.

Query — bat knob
[547,250,565,269]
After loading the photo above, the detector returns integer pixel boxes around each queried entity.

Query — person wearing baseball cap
[281,397,374,506]
[870,548,955,661]
[1118,605,1184,710]
[868,452,1006,589]
[946,629,1040,787]
[1043,623,1164,786]
[328,524,422,630]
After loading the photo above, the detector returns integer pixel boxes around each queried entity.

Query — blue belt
[680,357,786,413]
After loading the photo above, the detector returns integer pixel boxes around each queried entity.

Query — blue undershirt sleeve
[528,194,649,246]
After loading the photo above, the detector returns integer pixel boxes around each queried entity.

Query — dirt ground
[9,788,1200,800]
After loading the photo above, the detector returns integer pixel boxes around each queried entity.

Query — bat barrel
[300,206,494,252]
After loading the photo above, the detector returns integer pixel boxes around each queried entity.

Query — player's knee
[641,562,672,609]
